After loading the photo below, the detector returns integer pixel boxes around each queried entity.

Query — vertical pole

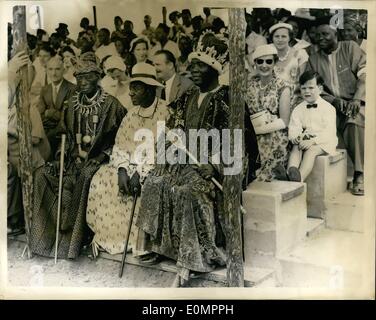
[93,6,97,28]
[12,6,33,258]
[223,8,246,287]
[162,7,167,25]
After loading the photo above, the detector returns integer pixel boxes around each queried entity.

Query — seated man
[135,32,258,286]
[39,55,76,157]
[306,16,366,195]
[86,62,169,257]
[29,52,127,259]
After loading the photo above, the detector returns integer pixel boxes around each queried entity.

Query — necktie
[161,81,166,101]
[52,85,57,105]
[306,103,317,109]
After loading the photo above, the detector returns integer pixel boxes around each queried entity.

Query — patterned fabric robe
[30,89,127,259]
[86,98,170,256]
[136,85,258,276]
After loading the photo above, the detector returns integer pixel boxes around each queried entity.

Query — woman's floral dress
[246,74,291,181]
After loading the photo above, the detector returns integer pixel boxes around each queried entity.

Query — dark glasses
[256,59,274,65]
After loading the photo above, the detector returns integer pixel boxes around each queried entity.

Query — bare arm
[279,86,291,126]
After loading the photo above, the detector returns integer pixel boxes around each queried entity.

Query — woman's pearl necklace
[278,47,290,62]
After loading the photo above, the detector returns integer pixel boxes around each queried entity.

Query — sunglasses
[256,59,274,65]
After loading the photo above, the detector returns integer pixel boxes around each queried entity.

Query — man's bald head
[47,55,65,85]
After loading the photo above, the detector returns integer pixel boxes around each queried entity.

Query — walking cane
[119,189,138,278]
[54,134,66,264]
[169,131,247,214]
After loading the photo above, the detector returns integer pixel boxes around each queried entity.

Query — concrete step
[306,218,325,237]
[325,191,365,233]
[242,181,307,262]
[278,228,366,288]
[99,252,275,287]
[306,149,347,219]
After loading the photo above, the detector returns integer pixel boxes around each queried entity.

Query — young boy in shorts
[286,70,338,182]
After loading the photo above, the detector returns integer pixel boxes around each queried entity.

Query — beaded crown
[188,30,228,74]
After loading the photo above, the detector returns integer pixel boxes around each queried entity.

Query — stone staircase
[9,150,368,288]
[243,149,368,288]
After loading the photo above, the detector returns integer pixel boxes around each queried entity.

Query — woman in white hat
[269,22,309,106]
[101,55,133,108]
[86,62,170,259]
[127,37,153,73]
[246,44,292,181]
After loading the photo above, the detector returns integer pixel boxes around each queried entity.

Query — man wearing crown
[29,52,127,259]
[136,32,258,286]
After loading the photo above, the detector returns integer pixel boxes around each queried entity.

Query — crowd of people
[7,7,366,287]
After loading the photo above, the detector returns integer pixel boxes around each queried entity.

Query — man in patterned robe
[30,53,127,259]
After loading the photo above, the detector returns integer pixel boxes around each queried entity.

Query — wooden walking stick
[168,131,247,214]
[54,134,66,264]
[12,6,33,258]
[119,190,138,278]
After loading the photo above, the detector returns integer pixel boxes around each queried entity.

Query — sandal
[351,181,364,196]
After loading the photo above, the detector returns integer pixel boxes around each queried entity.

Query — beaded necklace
[72,88,108,152]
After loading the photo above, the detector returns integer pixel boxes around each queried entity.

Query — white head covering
[269,22,293,35]
[130,36,151,52]
[252,44,278,61]
[104,55,126,72]
[130,62,164,87]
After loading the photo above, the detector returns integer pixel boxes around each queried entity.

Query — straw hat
[130,62,164,87]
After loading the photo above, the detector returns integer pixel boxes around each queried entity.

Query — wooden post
[162,7,167,25]
[12,6,33,258]
[223,8,246,287]
[93,6,97,28]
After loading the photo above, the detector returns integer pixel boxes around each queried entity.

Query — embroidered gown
[135,86,230,276]
[30,89,126,259]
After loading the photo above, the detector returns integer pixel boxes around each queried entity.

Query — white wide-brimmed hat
[269,22,293,35]
[130,62,164,87]
[104,55,127,72]
[252,44,278,61]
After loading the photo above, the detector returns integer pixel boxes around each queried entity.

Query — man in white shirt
[149,24,181,59]
[181,9,194,35]
[95,28,118,63]
[202,7,218,29]
[153,49,194,105]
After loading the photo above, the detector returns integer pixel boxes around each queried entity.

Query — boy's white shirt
[288,96,338,155]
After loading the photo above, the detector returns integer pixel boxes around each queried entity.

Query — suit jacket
[157,73,195,105]
[38,79,76,130]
